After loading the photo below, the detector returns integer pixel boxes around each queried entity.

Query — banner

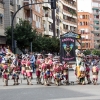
[60,37,76,62]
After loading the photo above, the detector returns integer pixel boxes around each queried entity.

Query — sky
[77,0,92,13]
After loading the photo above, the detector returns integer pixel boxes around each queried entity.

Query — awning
[94,20,99,23]
[92,8,99,10]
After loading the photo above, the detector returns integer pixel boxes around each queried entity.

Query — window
[86,22,87,25]
[10,0,13,6]
[80,22,82,26]
[82,15,85,19]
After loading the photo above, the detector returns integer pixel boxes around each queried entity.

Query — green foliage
[92,49,100,56]
[83,50,91,55]
[5,19,60,53]
[5,19,37,50]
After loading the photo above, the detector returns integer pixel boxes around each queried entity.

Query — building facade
[42,0,53,37]
[78,12,94,50]
[0,0,25,44]
[24,0,44,35]
[92,0,100,49]
[61,0,77,34]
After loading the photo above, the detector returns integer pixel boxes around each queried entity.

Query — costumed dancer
[85,64,91,84]
[36,67,41,84]
[21,58,26,80]
[54,63,61,86]
[92,64,99,85]
[48,56,53,84]
[43,58,49,86]
[79,62,86,85]
[12,66,20,85]
[26,61,33,85]
[63,62,69,85]
[2,64,9,86]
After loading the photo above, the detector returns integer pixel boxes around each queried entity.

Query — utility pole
[30,0,33,52]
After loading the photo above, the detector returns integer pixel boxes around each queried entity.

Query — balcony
[44,30,53,36]
[24,0,30,10]
[43,14,53,23]
[42,3,51,9]
[63,9,77,18]
[63,18,77,25]
[62,0,77,10]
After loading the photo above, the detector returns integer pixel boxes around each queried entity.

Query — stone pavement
[0,71,100,100]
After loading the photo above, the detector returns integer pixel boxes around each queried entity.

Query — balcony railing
[62,0,77,8]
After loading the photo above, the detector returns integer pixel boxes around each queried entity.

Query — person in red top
[36,67,41,84]
[2,64,9,86]
[85,64,91,84]
[54,63,61,86]
[21,58,27,79]
[12,66,20,85]
[26,61,33,85]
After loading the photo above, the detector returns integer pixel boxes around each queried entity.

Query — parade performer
[26,61,33,85]
[21,58,26,80]
[63,62,69,85]
[75,49,85,84]
[92,64,99,85]
[54,63,61,86]
[2,64,9,86]
[12,66,20,85]
[36,67,41,84]
[85,64,91,84]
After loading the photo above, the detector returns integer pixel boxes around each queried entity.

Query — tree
[83,50,91,55]
[5,19,37,50]
[92,49,100,56]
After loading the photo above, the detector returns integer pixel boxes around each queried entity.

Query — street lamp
[11,1,55,53]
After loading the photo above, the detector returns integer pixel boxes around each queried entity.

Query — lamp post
[11,2,53,53]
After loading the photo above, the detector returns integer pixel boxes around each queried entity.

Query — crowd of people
[0,46,100,86]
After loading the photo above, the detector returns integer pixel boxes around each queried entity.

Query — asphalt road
[0,71,100,100]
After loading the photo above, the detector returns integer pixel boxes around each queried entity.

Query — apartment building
[0,0,24,44]
[42,0,53,36]
[24,0,44,35]
[61,0,77,34]
[55,0,63,37]
[92,0,100,49]
[78,12,94,50]
[0,0,5,44]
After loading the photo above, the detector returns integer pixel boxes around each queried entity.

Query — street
[0,71,100,100]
